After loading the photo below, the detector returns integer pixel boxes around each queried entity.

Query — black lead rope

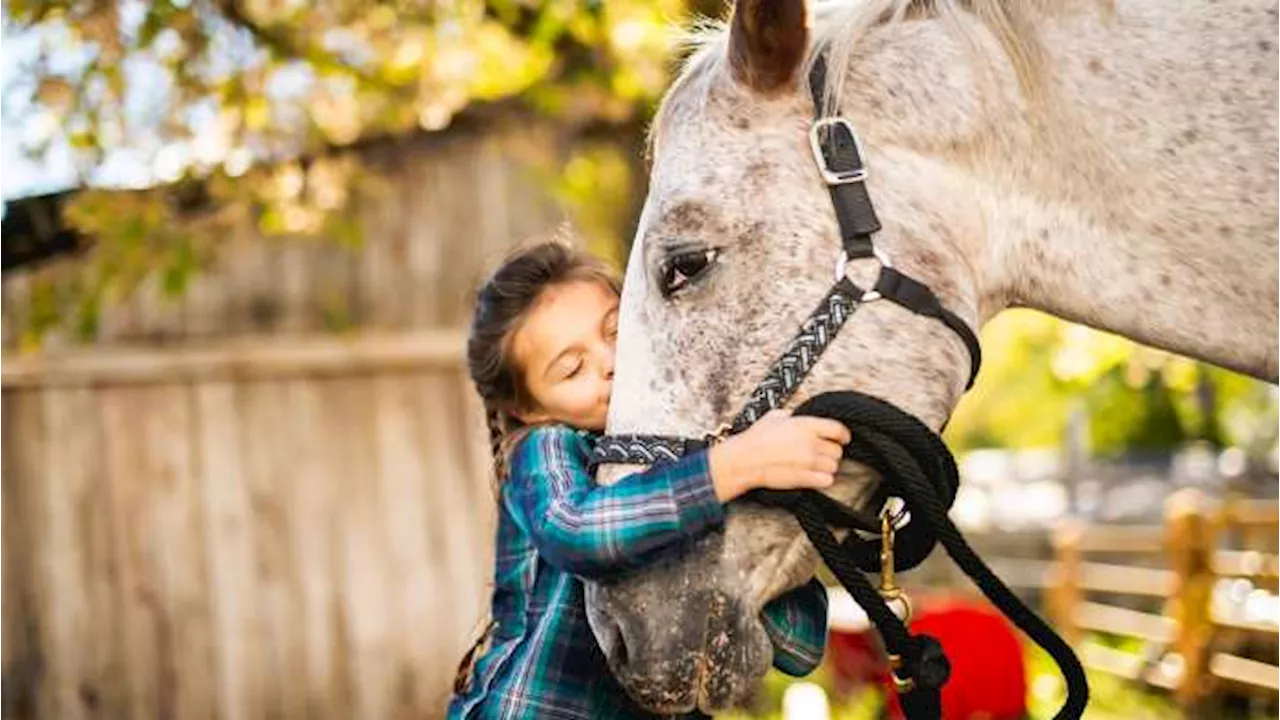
[774,392,1089,719]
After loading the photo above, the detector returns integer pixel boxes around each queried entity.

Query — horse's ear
[727,0,809,93]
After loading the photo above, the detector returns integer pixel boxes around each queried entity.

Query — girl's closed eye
[561,358,583,380]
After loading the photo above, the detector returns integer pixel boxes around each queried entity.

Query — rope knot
[905,635,951,690]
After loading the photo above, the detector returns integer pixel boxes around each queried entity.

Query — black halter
[593,52,1087,720]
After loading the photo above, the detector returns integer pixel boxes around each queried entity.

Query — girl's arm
[760,578,829,676]
[506,426,724,578]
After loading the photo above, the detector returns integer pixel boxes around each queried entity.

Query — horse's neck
[980,0,1278,379]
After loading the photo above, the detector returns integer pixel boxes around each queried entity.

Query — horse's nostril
[612,631,630,670]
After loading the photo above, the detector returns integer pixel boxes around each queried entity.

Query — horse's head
[590,0,1000,712]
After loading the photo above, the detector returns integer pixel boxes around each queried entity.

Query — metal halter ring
[833,245,894,302]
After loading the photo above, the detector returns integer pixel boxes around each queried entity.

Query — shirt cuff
[665,449,725,531]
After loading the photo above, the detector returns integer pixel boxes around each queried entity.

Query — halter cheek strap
[809,53,981,392]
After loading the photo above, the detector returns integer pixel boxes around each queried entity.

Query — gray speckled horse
[591,0,1278,713]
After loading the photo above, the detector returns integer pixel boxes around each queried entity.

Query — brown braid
[484,405,507,483]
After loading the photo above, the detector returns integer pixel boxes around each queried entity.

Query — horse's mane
[651,0,1086,151]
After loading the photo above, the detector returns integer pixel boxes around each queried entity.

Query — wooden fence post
[1164,488,1215,707]
[1050,519,1085,646]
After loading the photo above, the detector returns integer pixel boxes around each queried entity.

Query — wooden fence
[1045,490,1278,706]
[2,331,496,719]
[852,490,1280,709]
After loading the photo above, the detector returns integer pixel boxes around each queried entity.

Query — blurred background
[1,1,1275,718]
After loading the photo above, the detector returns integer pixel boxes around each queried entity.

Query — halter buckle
[809,117,869,186]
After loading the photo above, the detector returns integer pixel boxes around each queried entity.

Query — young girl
[449,240,851,719]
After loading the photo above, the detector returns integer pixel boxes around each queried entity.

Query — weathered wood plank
[403,160,443,328]
[475,133,512,281]
[224,226,280,336]
[37,388,106,720]
[355,176,407,329]
[371,373,444,716]
[3,390,45,719]
[99,386,162,720]
[151,385,217,719]
[447,368,499,594]
[235,380,308,719]
[195,381,265,720]
[277,238,318,334]
[100,385,217,719]
[323,377,398,720]
[415,371,496,713]
[433,140,482,328]
[181,253,230,342]
[411,375,470,715]
[280,378,351,720]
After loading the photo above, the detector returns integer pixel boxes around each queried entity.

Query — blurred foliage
[548,140,635,271]
[5,0,692,341]
[6,0,688,167]
[13,153,385,348]
[944,310,1279,458]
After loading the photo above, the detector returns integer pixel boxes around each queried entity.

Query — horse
[589,0,1278,713]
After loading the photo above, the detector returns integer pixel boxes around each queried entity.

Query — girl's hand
[707,410,851,503]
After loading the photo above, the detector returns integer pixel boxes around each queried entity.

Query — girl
[449,240,850,719]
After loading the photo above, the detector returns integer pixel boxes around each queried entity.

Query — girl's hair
[467,239,620,483]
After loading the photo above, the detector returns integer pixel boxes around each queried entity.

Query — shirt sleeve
[505,426,725,578]
[761,578,829,677]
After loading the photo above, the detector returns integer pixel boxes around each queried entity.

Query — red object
[828,597,1028,720]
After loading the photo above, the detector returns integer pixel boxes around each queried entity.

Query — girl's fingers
[796,417,852,445]
[811,455,840,474]
[805,471,836,488]
[815,439,845,461]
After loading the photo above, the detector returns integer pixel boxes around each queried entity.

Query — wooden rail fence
[1048,489,1279,706]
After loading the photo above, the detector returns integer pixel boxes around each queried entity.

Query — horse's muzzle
[584,529,774,713]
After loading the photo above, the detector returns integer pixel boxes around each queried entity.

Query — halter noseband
[593,51,1087,720]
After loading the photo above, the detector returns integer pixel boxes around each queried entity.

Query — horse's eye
[659,249,719,297]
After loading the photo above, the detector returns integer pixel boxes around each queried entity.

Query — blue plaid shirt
[448,425,828,719]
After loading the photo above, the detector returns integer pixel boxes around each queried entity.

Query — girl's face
[510,279,619,431]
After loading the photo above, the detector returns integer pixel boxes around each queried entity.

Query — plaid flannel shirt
[448,425,828,720]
